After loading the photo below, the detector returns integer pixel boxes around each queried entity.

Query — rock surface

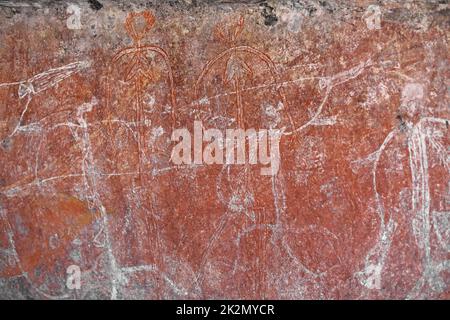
[0,0,449,299]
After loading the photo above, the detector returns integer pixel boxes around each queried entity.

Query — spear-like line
[135,73,145,185]
[233,77,244,128]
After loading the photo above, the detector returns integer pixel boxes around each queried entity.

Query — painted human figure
[104,10,176,184]
[0,60,102,299]
[357,82,449,298]
[192,16,294,298]
[94,11,177,298]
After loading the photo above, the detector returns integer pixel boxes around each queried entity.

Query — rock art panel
[0,0,448,299]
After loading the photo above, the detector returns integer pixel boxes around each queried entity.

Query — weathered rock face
[0,0,448,299]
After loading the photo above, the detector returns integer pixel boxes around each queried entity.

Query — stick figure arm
[111,46,138,63]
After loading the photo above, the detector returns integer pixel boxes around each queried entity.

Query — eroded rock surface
[0,0,449,299]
